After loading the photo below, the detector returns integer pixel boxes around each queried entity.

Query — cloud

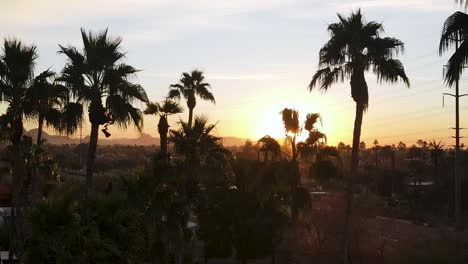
[335,0,454,12]
[2,0,296,26]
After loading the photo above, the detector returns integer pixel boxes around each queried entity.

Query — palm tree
[280,108,300,161]
[257,135,281,162]
[170,116,231,167]
[439,11,468,84]
[297,113,326,160]
[457,0,467,9]
[170,116,231,200]
[168,70,215,128]
[429,140,444,186]
[0,40,39,258]
[0,39,37,148]
[309,10,409,263]
[144,99,183,157]
[24,70,68,145]
[58,29,148,194]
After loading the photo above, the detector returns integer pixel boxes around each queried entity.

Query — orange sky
[3,0,467,147]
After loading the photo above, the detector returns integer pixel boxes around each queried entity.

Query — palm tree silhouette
[308,10,409,263]
[297,113,326,160]
[170,116,230,167]
[58,29,148,194]
[144,99,183,157]
[24,70,69,145]
[280,108,300,161]
[440,11,468,85]
[429,140,444,186]
[0,39,39,257]
[257,135,281,161]
[168,70,215,128]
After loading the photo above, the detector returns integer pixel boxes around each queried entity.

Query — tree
[280,108,300,161]
[373,139,380,168]
[308,10,409,263]
[397,141,407,151]
[0,39,40,257]
[429,140,444,186]
[170,116,232,199]
[144,99,183,157]
[24,70,68,145]
[297,113,326,160]
[359,141,366,151]
[440,11,468,86]
[257,136,281,162]
[58,28,148,194]
[168,70,215,128]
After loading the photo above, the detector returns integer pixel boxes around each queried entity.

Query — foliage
[197,159,289,263]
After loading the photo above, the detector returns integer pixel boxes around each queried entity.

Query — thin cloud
[335,0,454,12]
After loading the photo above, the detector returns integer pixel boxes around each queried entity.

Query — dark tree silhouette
[168,70,215,128]
[58,29,148,195]
[308,10,409,263]
[24,70,68,144]
[144,99,183,157]
[280,108,300,161]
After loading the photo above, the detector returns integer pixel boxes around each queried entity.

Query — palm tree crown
[168,70,214,128]
[0,39,38,144]
[58,28,148,193]
[310,9,409,108]
[24,70,70,144]
[144,99,183,157]
[59,28,148,130]
[439,11,468,85]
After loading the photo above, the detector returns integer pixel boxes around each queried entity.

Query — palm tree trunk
[188,107,194,128]
[10,114,25,261]
[158,116,169,159]
[37,114,44,145]
[292,135,297,161]
[343,102,365,264]
[160,132,168,157]
[85,122,99,196]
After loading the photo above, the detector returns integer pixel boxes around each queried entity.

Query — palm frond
[439,12,468,55]
[143,102,159,115]
[309,66,345,91]
[373,58,410,86]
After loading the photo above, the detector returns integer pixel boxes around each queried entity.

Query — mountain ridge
[23,129,248,147]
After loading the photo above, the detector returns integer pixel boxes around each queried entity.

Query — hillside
[23,129,247,147]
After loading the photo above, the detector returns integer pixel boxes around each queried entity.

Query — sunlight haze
[2,0,464,146]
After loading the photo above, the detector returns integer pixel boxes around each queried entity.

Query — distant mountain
[23,129,247,147]
[221,137,249,147]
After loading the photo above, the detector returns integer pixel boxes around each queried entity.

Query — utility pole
[442,33,467,257]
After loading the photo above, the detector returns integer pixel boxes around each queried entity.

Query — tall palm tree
[0,39,38,147]
[280,108,300,161]
[144,99,183,157]
[24,70,68,145]
[0,38,39,260]
[309,10,409,263]
[440,11,468,85]
[58,29,148,194]
[168,70,215,128]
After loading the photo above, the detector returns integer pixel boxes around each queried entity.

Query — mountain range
[23,129,248,147]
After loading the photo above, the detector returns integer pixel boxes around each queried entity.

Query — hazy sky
[2,0,466,146]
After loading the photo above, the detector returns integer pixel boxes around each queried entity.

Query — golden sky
[2,0,467,146]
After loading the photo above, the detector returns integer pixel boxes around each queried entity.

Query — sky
[2,0,467,146]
